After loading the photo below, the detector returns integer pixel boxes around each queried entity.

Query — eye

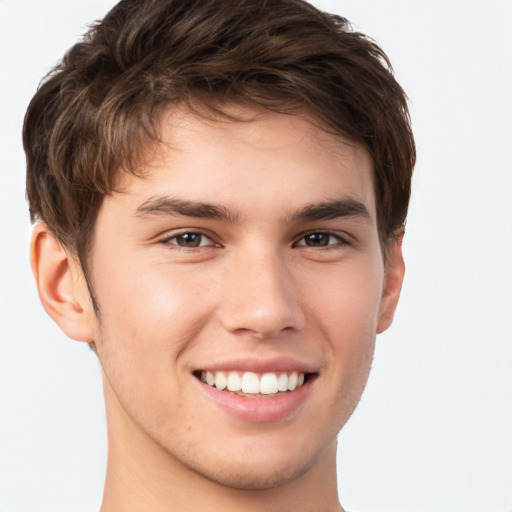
[295,232,348,248]
[162,232,216,249]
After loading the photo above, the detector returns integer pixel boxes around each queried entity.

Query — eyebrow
[134,195,370,224]
[286,198,371,223]
[134,196,239,223]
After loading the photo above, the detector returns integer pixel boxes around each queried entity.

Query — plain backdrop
[1,1,511,511]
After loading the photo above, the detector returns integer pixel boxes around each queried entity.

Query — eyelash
[293,232,350,249]
[159,230,350,250]
[160,231,218,250]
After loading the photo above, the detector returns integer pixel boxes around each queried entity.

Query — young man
[24,0,415,510]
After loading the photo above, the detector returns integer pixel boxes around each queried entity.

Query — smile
[194,364,317,422]
[200,370,306,395]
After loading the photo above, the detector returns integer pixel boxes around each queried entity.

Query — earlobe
[377,232,406,334]
[30,223,95,342]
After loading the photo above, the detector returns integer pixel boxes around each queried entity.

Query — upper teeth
[201,371,305,394]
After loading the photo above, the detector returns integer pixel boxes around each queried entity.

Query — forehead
[112,104,376,218]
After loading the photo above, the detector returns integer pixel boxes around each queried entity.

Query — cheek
[302,255,384,337]
[94,257,216,343]
[91,270,207,433]
[301,257,383,395]
[90,259,220,407]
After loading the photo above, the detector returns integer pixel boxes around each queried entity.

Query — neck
[100,383,344,512]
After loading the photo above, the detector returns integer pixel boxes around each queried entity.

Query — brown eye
[304,233,331,247]
[163,232,215,248]
[175,233,203,247]
[295,232,348,248]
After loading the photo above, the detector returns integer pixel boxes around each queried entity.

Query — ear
[30,223,95,342]
[377,231,406,334]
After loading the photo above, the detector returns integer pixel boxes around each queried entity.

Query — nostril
[217,270,306,338]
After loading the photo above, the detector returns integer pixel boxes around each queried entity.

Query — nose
[218,247,305,340]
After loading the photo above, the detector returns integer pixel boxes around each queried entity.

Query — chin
[195,457,314,491]
[179,437,328,491]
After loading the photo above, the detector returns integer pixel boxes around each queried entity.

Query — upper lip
[196,356,320,374]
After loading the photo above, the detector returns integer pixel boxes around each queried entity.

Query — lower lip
[196,376,315,423]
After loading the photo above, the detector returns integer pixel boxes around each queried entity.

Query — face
[86,106,399,489]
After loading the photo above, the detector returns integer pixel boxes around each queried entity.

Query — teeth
[288,371,298,391]
[260,373,278,394]
[227,372,242,392]
[200,370,307,394]
[215,371,227,390]
[277,373,288,392]
[242,372,260,393]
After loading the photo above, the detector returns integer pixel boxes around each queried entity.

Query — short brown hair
[24,0,415,270]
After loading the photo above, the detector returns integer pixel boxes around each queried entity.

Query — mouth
[194,370,315,397]
[193,359,319,422]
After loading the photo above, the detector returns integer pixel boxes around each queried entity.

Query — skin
[31,105,405,512]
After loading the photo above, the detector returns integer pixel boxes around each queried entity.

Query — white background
[1,1,511,511]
